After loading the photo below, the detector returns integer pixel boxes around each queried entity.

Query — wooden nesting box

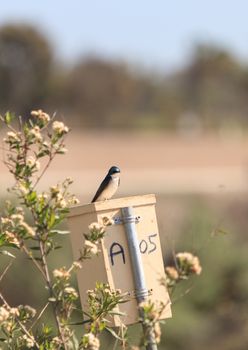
[67,194,171,326]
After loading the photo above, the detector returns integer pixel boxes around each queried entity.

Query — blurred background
[1,1,248,349]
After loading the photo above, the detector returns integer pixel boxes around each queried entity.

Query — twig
[32,136,67,189]
[31,113,67,190]
[171,282,195,304]
[28,302,49,331]
[32,154,54,189]
[0,116,18,133]
[0,260,14,283]
[112,323,127,350]
[39,239,69,350]
[21,244,47,281]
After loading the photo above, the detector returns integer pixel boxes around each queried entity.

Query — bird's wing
[91,175,110,202]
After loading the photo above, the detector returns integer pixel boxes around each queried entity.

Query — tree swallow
[91,166,120,202]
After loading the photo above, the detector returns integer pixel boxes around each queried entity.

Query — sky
[0,1,248,71]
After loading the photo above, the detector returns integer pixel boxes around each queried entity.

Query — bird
[91,166,121,202]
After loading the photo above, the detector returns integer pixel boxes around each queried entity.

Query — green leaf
[212,227,229,236]
[29,246,40,250]
[36,149,50,158]
[42,324,53,336]
[105,327,123,340]
[48,297,56,302]
[82,310,91,318]
[50,229,69,235]
[28,257,42,262]
[0,241,19,249]
[26,191,37,204]
[108,310,126,316]
[70,333,80,350]
[0,250,16,258]
[115,299,129,304]
[48,212,55,229]
[68,319,91,325]
[5,111,15,125]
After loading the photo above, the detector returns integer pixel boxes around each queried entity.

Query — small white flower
[31,109,50,123]
[101,215,114,226]
[59,146,68,154]
[87,289,96,296]
[138,301,149,309]
[56,192,63,200]
[30,110,40,117]
[10,214,24,222]
[176,252,202,275]
[21,334,35,348]
[57,198,67,208]
[1,217,12,225]
[51,336,61,346]
[29,126,42,142]
[72,196,80,204]
[65,177,73,184]
[154,322,162,344]
[52,121,69,134]
[0,306,9,322]
[53,269,64,279]
[38,193,48,201]
[54,143,68,153]
[5,231,20,247]
[68,196,80,205]
[16,182,29,195]
[176,252,194,261]
[16,305,36,320]
[35,160,40,170]
[72,261,82,270]
[6,131,20,142]
[9,307,20,317]
[83,333,100,350]
[42,140,49,148]
[84,240,99,255]
[50,185,60,196]
[4,321,13,333]
[88,222,103,232]
[104,288,112,296]
[27,156,35,167]
[165,266,179,280]
[21,222,36,237]
[16,207,24,215]
[53,268,70,279]
[22,305,36,318]
[26,156,40,170]
[64,287,78,298]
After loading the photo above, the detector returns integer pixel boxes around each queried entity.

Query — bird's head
[108,166,120,175]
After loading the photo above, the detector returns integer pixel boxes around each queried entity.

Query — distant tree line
[1,23,248,130]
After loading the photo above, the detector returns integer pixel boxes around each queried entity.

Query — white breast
[97,175,120,201]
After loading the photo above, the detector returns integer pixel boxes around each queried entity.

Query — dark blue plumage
[91,166,120,202]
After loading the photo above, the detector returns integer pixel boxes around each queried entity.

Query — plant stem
[28,302,49,332]
[38,239,69,350]
[0,260,13,283]
[21,244,47,281]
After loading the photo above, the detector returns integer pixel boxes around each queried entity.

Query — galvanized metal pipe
[121,206,158,350]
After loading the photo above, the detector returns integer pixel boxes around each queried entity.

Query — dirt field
[1,130,248,202]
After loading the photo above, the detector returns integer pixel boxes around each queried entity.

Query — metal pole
[121,206,158,350]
